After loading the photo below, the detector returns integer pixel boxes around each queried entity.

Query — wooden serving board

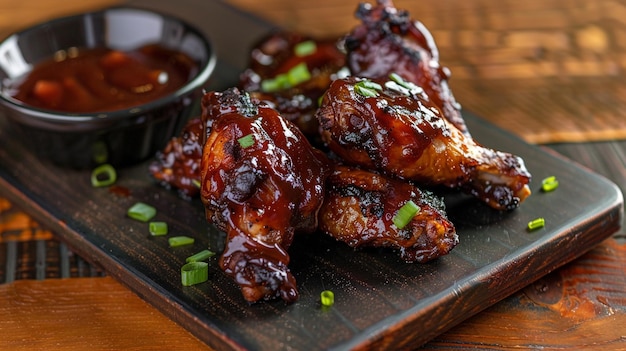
[0,1,622,350]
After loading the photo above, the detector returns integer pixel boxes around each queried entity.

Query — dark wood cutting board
[0,1,622,350]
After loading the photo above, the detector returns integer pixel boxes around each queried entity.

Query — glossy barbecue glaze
[320,165,458,263]
[148,0,533,303]
[199,88,331,302]
[151,87,463,302]
[343,0,468,136]
[317,76,531,211]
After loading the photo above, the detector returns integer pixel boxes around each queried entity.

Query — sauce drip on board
[10,44,197,113]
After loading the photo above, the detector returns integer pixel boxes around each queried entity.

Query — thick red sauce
[11,44,197,113]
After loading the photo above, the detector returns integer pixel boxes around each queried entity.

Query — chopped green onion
[541,176,559,192]
[181,262,209,286]
[392,200,421,229]
[320,290,334,307]
[294,40,317,57]
[358,80,383,91]
[384,80,410,95]
[527,217,546,231]
[237,134,255,148]
[261,77,280,92]
[169,236,195,247]
[389,72,406,85]
[261,74,289,92]
[261,63,311,92]
[388,72,423,94]
[192,179,201,188]
[354,85,379,98]
[127,202,157,222]
[92,141,109,164]
[287,62,311,86]
[354,79,383,98]
[149,221,168,236]
[186,249,216,263]
[90,163,117,187]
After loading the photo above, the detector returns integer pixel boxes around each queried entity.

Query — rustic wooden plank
[1,195,106,281]
[0,277,212,351]
[0,0,122,37]
[426,237,626,349]
[2,237,623,350]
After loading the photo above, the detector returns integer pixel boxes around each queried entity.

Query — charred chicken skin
[343,0,469,136]
[317,76,531,211]
[148,1,533,303]
[149,33,345,196]
[320,165,457,263]
[199,88,331,302]
[153,86,460,302]
[149,117,203,198]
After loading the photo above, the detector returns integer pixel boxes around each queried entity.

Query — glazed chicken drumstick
[199,88,331,302]
[317,76,531,211]
[343,0,469,136]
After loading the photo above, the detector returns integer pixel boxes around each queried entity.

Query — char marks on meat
[149,117,204,199]
[199,88,331,302]
[149,0,531,303]
[316,76,531,211]
[343,0,469,136]
[320,165,458,263]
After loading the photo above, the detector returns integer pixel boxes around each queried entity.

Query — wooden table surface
[1,0,625,350]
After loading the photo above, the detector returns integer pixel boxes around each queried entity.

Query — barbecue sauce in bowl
[10,44,196,113]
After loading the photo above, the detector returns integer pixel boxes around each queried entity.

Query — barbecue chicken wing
[317,76,531,211]
[149,117,203,198]
[320,165,458,262]
[343,0,469,136]
[200,88,331,302]
[148,33,344,196]
[239,31,346,139]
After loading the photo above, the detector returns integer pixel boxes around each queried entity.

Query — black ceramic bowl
[0,6,216,168]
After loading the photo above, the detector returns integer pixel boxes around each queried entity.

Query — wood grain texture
[0,201,105,282]
[426,237,626,350]
[0,277,211,351]
[0,0,122,37]
[0,197,53,243]
[2,1,624,140]
[2,237,625,350]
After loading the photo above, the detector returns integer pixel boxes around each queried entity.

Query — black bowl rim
[0,5,217,125]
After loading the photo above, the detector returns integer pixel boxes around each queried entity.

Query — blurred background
[224,0,626,144]
[2,0,625,144]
